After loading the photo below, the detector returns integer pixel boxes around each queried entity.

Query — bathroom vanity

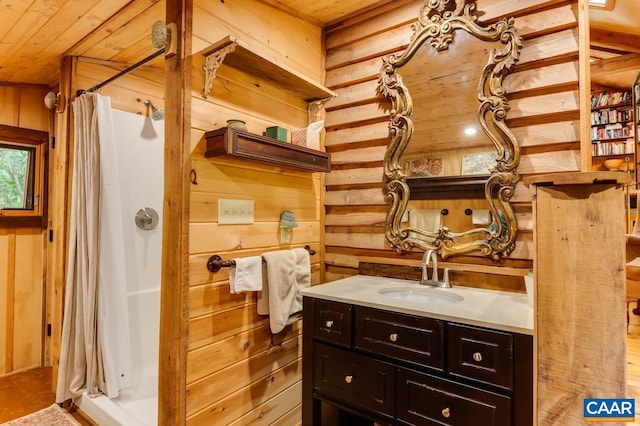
[301,275,533,426]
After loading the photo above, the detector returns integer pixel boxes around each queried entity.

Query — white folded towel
[409,209,442,241]
[258,248,311,334]
[229,256,263,294]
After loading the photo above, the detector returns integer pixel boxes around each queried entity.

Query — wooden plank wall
[323,0,581,282]
[185,1,325,424]
[0,83,49,376]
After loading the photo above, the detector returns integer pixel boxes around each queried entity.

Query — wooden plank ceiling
[0,0,637,89]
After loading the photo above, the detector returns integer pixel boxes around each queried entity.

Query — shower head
[143,99,164,121]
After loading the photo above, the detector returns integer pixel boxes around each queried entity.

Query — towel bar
[206,245,316,273]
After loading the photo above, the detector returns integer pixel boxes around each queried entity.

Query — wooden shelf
[591,102,631,111]
[202,36,337,102]
[204,126,331,172]
[406,175,489,200]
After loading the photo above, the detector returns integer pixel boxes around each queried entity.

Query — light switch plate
[218,199,254,224]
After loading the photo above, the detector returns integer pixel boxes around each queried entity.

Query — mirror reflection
[399,30,501,179]
[379,0,522,259]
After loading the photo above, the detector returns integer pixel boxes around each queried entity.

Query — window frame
[0,124,49,228]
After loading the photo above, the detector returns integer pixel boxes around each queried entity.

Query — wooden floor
[627,311,640,423]
[0,367,91,425]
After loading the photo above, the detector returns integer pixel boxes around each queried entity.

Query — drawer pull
[389,333,398,342]
[344,375,353,384]
[442,407,451,418]
[473,352,483,362]
[325,320,334,328]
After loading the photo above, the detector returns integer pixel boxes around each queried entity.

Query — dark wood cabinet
[303,297,533,426]
[447,323,514,390]
[354,306,445,370]
[396,368,511,426]
[314,343,395,420]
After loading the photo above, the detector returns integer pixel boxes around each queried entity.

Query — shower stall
[75,107,164,426]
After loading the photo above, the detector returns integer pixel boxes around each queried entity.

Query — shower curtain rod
[77,48,165,96]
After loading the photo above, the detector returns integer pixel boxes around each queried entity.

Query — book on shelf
[591,138,634,156]
[591,122,633,140]
[590,106,632,125]
[591,90,632,108]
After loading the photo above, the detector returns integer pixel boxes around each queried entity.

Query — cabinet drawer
[354,306,444,370]
[313,299,352,348]
[396,367,511,426]
[314,343,395,419]
[447,323,513,390]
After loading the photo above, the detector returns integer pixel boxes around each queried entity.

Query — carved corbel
[308,98,335,123]
[202,43,236,99]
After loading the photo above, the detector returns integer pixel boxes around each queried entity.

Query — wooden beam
[50,55,76,392]
[590,28,640,54]
[591,53,640,76]
[159,0,191,424]
[578,0,590,172]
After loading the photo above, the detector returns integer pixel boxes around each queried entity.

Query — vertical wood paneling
[0,84,49,377]
[323,0,580,280]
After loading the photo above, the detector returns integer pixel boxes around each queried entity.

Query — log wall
[0,84,49,376]
[323,0,581,282]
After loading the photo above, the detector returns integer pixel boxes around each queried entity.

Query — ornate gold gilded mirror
[379,0,522,259]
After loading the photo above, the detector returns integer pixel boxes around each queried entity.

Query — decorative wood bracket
[202,42,236,99]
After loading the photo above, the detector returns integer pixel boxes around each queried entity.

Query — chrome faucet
[420,249,452,288]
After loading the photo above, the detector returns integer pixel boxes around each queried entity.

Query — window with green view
[0,143,35,210]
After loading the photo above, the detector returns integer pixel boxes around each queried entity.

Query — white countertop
[300,275,534,335]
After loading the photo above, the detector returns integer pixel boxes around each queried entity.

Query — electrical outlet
[218,199,254,224]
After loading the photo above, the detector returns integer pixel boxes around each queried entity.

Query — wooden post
[49,56,76,391]
[158,0,191,424]
[526,172,630,424]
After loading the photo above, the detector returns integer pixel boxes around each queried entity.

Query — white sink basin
[378,286,464,303]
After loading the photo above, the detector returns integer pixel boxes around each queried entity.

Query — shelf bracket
[202,42,237,99]
[308,98,334,123]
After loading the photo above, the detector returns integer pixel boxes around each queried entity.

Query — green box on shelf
[266,126,288,142]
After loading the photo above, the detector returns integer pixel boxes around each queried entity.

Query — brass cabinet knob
[473,352,483,362]
[325,320,333,328]
[442,407,451,418]
[389,333,398,342]
[345,375,353,384]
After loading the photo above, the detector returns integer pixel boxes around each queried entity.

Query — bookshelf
[590,89,634,172]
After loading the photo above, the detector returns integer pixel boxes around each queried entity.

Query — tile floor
[0,367,91,425]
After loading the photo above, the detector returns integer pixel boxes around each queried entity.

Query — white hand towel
[259,248,311,334]
[409,209,442,241]
[229,256,263,294]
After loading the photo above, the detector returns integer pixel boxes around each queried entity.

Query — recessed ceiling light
[464,127,477,136]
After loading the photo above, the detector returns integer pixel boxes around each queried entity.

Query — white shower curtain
[56,93,132,403]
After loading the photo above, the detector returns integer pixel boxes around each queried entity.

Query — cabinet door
[313,299,352,348]
[447,323,513,390]
[354,306,444,370]
[314,343,395,419]
[396,367,511,426]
